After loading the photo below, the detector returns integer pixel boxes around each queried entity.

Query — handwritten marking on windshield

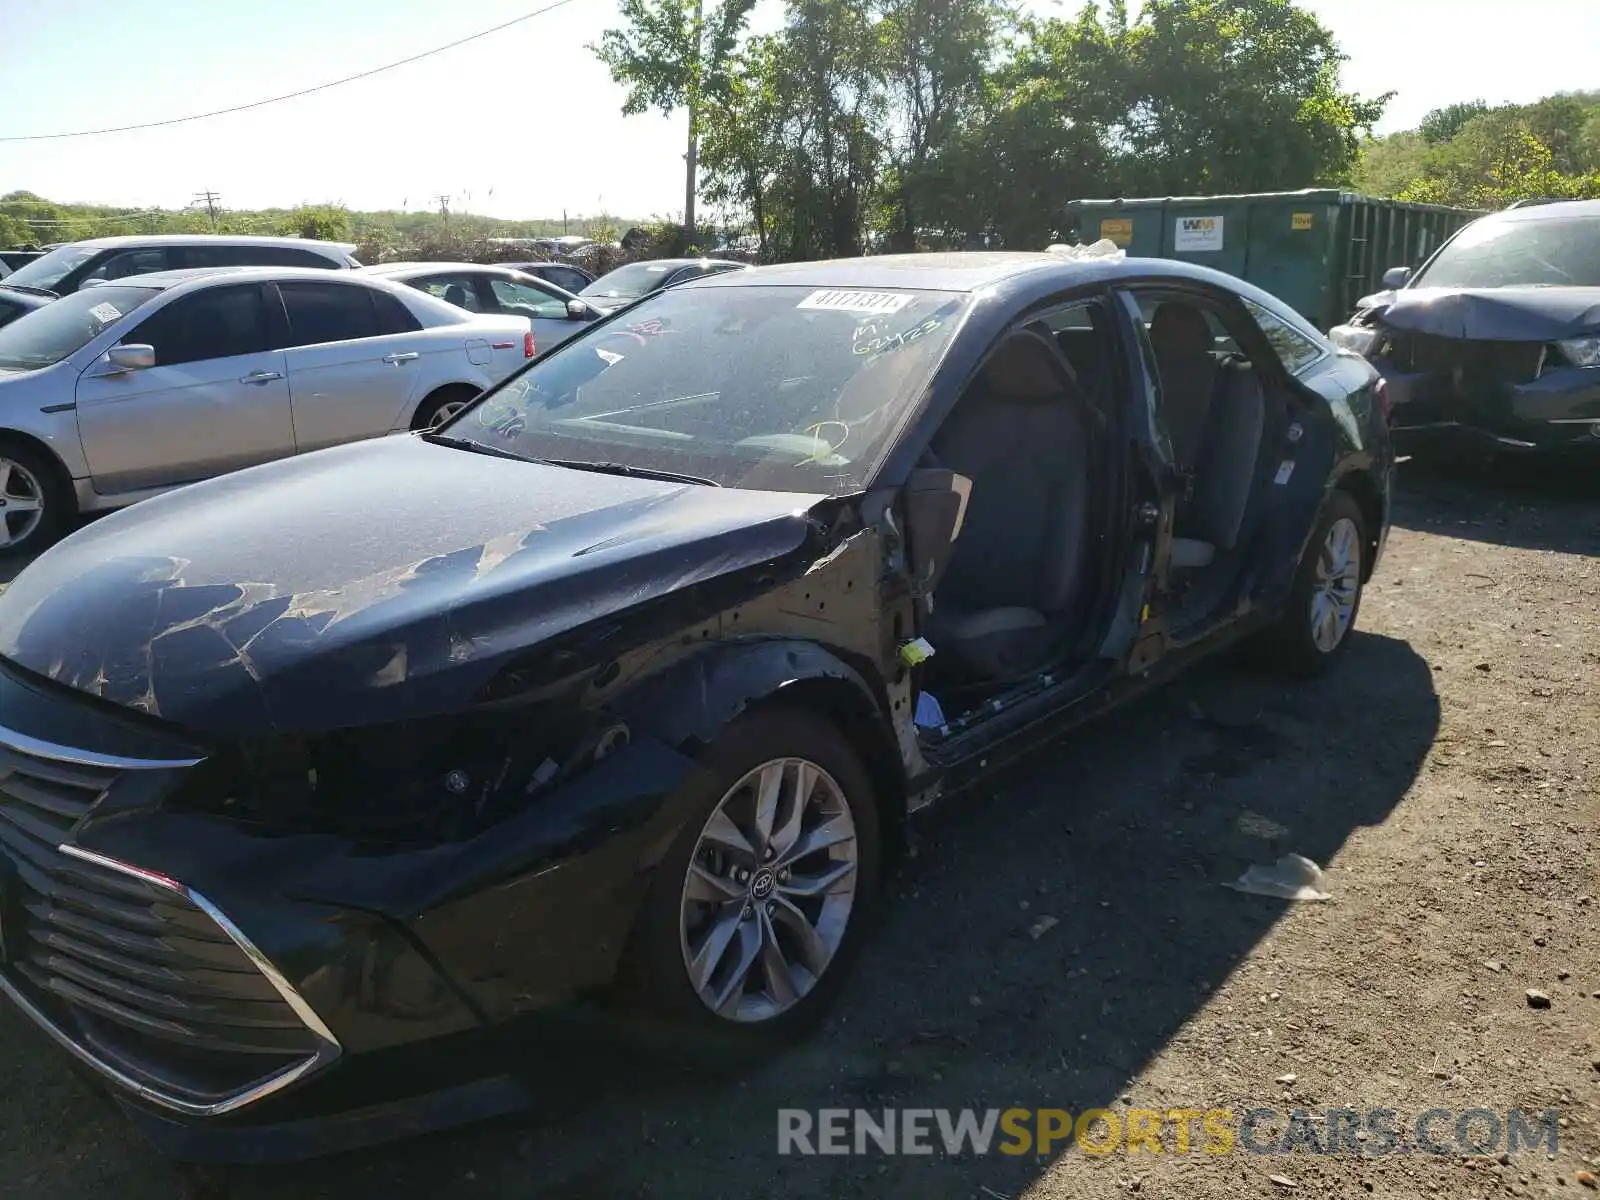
[852,317,943,358]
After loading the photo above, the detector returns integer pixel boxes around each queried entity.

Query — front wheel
[627,707,881,1049]
[1254,489,1366,677]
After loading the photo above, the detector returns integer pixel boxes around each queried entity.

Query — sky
[1,0,1596,223]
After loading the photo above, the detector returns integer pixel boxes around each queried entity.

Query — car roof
[607,257,749,271]
[685,251,1247,293]
[1492,198,1600,223]
[680,251,1325,336]
[57,233,359,253]
[358,262,516,277]
[107,265,383,289]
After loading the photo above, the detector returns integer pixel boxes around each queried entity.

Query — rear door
[74,283,293,492]
[276,279,425,452]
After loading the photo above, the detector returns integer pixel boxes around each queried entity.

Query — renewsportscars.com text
[776,1107,1562,1157]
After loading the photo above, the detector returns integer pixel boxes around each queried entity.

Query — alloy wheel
[678,757,859,1024]
[427,400,471,429]
[0,457,46,550]
[1310,516,1361,653]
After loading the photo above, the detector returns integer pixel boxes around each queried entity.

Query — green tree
[0,214,30,248]
[1106,0,1388,194]
[278,204,353,241]
[874,0,1004,249]
[1419,100,1488,146]
[593,0,758,235]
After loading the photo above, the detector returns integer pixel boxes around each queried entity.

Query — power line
[0,0,584,144]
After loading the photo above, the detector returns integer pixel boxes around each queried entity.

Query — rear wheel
[627,707,881,1049]
[1254,489,1365,677]
[411,384,481,432]
[0,439,73,558]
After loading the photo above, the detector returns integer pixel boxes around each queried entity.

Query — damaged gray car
[0,253,1390,1162]
[1331,197,1600,459]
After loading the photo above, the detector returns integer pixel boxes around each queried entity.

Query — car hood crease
[0,436,825,738]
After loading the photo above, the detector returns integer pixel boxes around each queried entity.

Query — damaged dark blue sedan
[1331,197,1600,459]
[0,252,1391,1161]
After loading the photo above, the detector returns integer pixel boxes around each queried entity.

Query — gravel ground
[1,461,1596,1200]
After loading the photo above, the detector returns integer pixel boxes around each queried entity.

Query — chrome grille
[0,741,115,844]
[0,726,336,1114]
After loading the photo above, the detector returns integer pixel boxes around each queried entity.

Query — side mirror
[1381,266,1411,290]
[106,343,155,372]
[902,467,973,605]
[567,299,595,320]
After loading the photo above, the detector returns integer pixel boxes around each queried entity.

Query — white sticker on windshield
[88,302,124,324]
[796,289,914,315]
[594,348,624,365]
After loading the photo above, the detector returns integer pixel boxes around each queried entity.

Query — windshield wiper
[0,283,59,298]
[544,459,721,486]
[422,432,537,463]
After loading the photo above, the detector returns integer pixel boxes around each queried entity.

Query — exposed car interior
[911,290,1300,739]
[1142,295,1283,633]
[917,320,1104,699]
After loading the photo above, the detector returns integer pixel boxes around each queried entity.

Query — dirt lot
[1,461,1597,1200]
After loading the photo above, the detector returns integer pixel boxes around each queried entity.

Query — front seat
[443,283,472,310]
[925,331,1092,679]
[1147,302,1219,473]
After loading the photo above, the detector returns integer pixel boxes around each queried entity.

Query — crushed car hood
[1379,286,1600,341]
[0,436,826,738]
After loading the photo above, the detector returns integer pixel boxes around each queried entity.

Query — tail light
[524,331,536,358]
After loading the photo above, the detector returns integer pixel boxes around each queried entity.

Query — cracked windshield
[445,284,967,493]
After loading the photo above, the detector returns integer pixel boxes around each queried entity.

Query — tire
[1254,489,1366,678]
[410,384,481,432]
[0,437,74,558]
[625,706,882,1051]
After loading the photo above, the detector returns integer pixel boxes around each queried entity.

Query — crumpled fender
[609,638,883,751]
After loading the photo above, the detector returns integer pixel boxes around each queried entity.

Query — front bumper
[0,661,701,1160]
[1376,340,1600,459]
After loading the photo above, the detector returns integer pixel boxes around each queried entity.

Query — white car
[0,266,534,554]
[0,234,360,298]
[357,262,602,352]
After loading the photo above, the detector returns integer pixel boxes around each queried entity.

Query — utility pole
[682,0,703,243]
[193,191,220,231]
[433,194,452,226]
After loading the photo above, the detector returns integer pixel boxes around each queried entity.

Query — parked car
[0,286,51,331]
[358,262,601,350]
[0,234,360,299]
[0,250,46,275]
[493,259,596,293]
[0,252,1389,1160]
[0,266,534,553]
[1330,198,1600,459]
[578,256,750,309]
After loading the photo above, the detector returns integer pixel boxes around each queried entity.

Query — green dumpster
[1062,189,1482,330]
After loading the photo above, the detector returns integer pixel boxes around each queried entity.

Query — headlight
[1329,323,1378,357]
[1556,336,1600,368]
[169,705,626,844]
